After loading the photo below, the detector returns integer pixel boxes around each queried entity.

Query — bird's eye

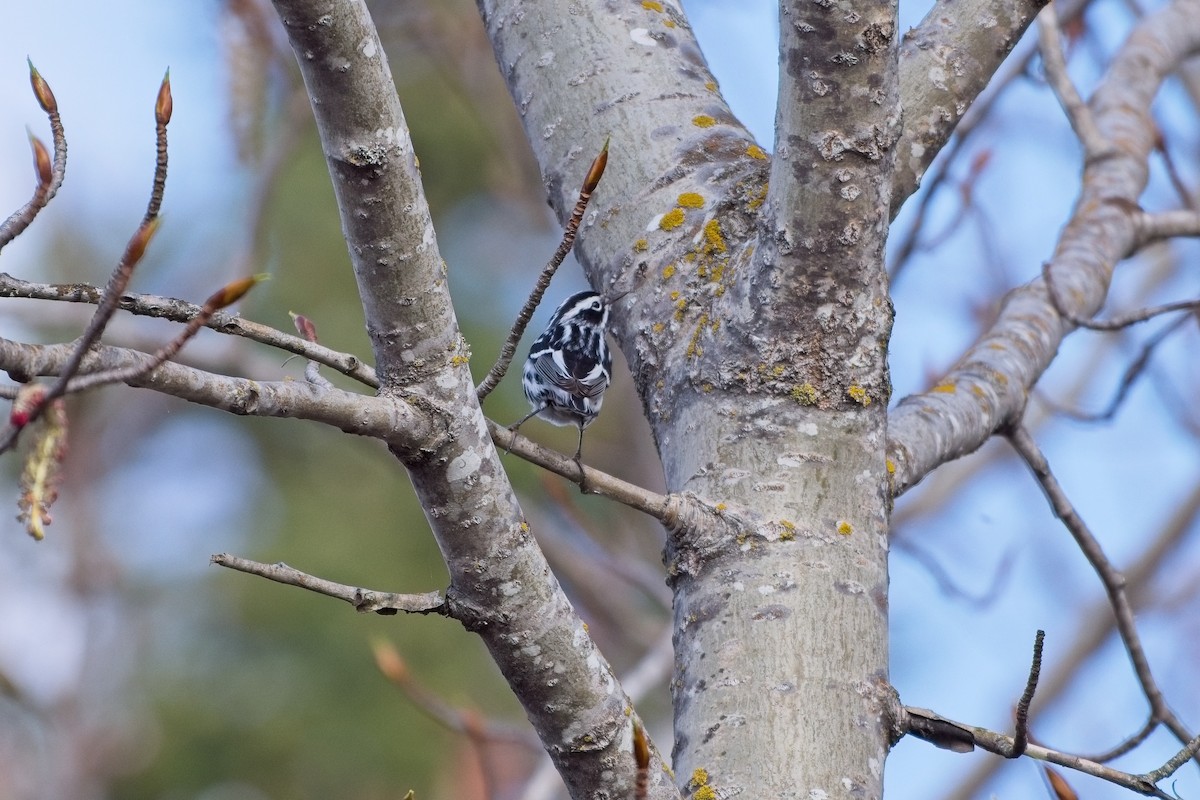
[592,300,601,310]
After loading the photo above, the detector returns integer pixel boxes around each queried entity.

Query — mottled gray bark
[268,1,677,796]
[479,0,898,796]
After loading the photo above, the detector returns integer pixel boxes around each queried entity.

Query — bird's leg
[574,427,589,494]
[506,406,545,455]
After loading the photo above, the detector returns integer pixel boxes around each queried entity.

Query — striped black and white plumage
[514,290,612,461]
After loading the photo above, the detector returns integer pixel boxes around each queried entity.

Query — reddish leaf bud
[29,133,52,188]
[27,60,57,114]
[124,217,162,267]
[205,274,268,311]
[370,638,410,684]
[1044,767,1078,800]
[290,311,319,343]
[156,70,173,126]
[582,137,610,195]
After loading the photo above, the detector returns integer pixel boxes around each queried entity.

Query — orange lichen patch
[886,458,896,475]
[931,382,956,393]
[746,144,768,160]
[703,218,727,254]
[848,385,871,405]
[633,238,648,252]
[641,0,664,10]
[664,18,676,27]
[660,208,685,230]
[692,114,716,128]
[837,520,853,536]
[652,322,665,333]
[704,81,718,92]
[779,519,797,541]
[662,263,677,279]
[677,192,705,208]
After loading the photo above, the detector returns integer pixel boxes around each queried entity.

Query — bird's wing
[531,349,609,399]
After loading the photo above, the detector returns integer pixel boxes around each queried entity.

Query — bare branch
[1006,425,1196,754]
[210,553,445,615]
[0,338,434,447]
[1135,208,1200,244]
[1042,260,1200,330]
[488,420,681,525]
[948,480,1200,798]
[1008,629,1045,758]
[888,0,1200,495]
[1039,313,1191,421]
[904,707,1177,797]
[1037,5,1112,158]
[272,3,679,796]
[0,274,380,388]
[63,276,266,393]
[893,0,1050,214]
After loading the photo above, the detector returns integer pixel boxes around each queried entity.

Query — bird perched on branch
[512,290,612,467]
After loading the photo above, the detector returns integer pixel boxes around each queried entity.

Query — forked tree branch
[0,338,437,447]
[887,0,1200,496]
[948,480,1200,799]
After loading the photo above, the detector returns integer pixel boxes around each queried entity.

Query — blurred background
[0,1,1197,799]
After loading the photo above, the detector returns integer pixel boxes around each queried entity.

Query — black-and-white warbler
[512,290,612,463]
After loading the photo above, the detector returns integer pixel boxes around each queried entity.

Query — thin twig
[905,706,1176,798]
[1085,716,1159,763]
[1043,260,1200,330]
[371,638,540,748]
[1142,732,1200,783]
[1038,312,1190,422]
[0,274,381,388]
[475,139,609,401]
[62,276,265,393]
[0,61,67,252]
[488,420,679,524]
[1037,5,1112,158]
[1006,425,1197,759]
[0,74,175,455]
[210,552,446,615]
[1009,629,1045,758]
